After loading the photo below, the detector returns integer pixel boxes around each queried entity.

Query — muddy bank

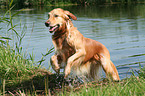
[5,70,83,95]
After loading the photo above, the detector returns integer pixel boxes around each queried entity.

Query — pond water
[1,4,145,79]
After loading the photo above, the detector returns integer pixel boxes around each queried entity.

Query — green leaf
[0,36,11,40]
[8,27,20,38]
[12,9,25,17]
[9,0,14,7]
[0,40,6,44]
[42,47,54,56]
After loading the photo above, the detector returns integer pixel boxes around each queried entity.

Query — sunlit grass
[58,66,145,96]
[60,78,145,96]
[0,44,38,81]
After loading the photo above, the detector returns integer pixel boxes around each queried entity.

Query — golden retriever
[45,8,120,81]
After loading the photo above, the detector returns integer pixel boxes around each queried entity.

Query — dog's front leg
[50,55,60,74]
[64,50,86,78]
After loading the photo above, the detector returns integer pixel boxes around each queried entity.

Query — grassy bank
[72,78,144,96]
[55,66,145,96]
[59,66,145,96]
[1,0,145,7]
[0,44,39,84]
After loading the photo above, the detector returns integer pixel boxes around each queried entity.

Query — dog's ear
[64,11,77,20]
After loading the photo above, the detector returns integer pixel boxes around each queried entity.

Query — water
[1,4,145,79]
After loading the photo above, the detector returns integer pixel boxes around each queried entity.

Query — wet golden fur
[45,8,120,81]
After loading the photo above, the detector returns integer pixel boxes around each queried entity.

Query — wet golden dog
[45,8,120,81]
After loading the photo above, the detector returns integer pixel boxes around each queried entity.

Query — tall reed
[0,1,40,95]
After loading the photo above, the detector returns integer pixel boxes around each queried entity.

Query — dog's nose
[45,22,50,27]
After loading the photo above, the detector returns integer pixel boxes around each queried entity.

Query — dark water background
[1,4,145,79]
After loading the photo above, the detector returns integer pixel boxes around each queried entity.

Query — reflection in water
[1,4,145,79]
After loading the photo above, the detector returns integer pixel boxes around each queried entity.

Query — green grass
[0,44,42,95]
[59,67,145,96]
[0,44,38,81]
[0,0,39,83]
[73,78,144,96]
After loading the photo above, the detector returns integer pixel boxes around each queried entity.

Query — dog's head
[45,8,77,34]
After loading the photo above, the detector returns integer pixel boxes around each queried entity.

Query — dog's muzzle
[45,22,60,33]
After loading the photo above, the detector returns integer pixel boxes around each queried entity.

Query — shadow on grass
[5,70,71,95]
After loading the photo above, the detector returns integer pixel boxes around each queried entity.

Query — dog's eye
[54,14,58,17]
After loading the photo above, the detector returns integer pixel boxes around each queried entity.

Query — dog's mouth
[49,24,60,33]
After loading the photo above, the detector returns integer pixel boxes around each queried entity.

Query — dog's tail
[110,61,120,81]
